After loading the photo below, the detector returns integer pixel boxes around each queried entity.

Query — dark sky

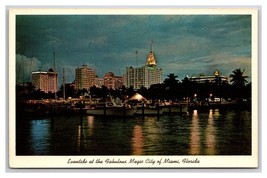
[15,15,252,85]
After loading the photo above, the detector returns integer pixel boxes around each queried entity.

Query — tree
[163,73,180,100]
[25,82,36,94]
[57,84,76,99]
[100,85,109,99]
[137,86,148,98]
[181,76,194,98]
[164,73,179,86]
[148,83,165,100]
[229,68,248,87]
[126,86,135,98]
[229,68,249,100]
[90,85,101,98]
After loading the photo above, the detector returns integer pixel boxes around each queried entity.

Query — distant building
[32,68,58,93]
[124,46,163,90]
[114,76,123,90]
[188,70,228,84]
[75,64,96,90]
[104,72,123,90]
[94,76,104,88]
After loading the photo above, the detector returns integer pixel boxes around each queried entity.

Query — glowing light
[214,70,219,76]
[87,116,94,136]
[205,109,216,154]
[189,110,200,155]
[77,125,81,153]
[132,125,144,155]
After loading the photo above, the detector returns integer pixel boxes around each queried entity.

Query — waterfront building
[104,72,123,90]
[94,76,104,88]
[114,76,123,90]
[32,68,58,93]
[188,70,228,84]
[124,48,163,90]
[75,64,96,90]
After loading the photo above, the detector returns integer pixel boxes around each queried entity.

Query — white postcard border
[9,7,259,168]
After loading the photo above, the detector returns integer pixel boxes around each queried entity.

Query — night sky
[15,15,252,85]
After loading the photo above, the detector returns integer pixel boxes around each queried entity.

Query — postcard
[9,8,258,168]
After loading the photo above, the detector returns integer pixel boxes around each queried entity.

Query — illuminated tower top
[214,69,220,76]
[146,40,157,67]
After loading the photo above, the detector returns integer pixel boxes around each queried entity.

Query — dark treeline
[16,68,251,103]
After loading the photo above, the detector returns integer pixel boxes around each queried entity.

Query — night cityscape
[14,13,253,160]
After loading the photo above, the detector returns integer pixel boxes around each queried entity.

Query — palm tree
[229,68,248,87]
[163,73,179,99]
[229,68,249,100]
[164,73,179,86]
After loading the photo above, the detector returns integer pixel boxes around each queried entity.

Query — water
[16,109,251,155]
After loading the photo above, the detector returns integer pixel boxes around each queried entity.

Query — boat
[161,104,188,114]
[134,105,163,116]
[85,103,136,117]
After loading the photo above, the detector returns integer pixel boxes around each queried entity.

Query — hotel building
[188,70,228,84]
[75,64,96,90]
[32,68,58,93]
[104,72,123,90]
[125,49,163,90]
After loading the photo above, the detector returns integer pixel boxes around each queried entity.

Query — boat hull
[85,107,136,117]
[134,107,163,116]
[162,105,188,114]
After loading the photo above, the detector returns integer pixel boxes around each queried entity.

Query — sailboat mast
[63,68,65,100]
[53,52,57,99]
[17,55,22,84]
[29,51,33,82]
[22,56,25,87]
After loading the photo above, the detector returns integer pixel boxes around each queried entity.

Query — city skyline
[16,14,252,85]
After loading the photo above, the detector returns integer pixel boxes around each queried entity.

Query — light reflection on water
[30,120,51,155]
[132,125,144,155]
[189,110,200,155]
[16,109,251,155]
[205,109,216,155]
[77,125,81,153]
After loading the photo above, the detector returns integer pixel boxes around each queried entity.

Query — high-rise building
[125,47,163,90]
[32,68,58,93]
[75,64,96,90]
[47,68,58,93]
[103,72,123,90]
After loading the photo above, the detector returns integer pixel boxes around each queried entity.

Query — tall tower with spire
[146,40,157,67]
[125,41,163,89]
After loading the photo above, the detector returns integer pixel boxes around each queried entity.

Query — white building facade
[125,50,163,90]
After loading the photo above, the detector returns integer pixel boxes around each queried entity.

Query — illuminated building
[31,68,58,93]
[104,72,123,90]
[75,64,96,90]
[124,45,163,90]
[188,70,228,84]
[94,76,104,88]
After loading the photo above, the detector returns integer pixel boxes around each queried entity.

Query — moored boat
[85,104,136,117]
[162,104,188,114]
[134,105,163,116]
